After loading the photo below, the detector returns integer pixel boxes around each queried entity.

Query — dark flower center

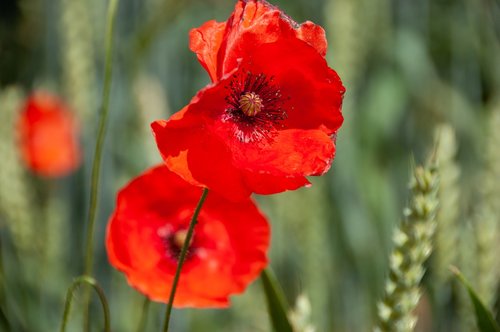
[224,72,287,143]
[164,229,194,261]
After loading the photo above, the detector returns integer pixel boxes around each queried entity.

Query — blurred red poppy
[152,0,345,201]
[17,92,81,177]
[106,165,269,307]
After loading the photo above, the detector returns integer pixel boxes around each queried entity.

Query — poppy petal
[155,0,344,199]
[295,21,328,57]
[18,92,81,177]
[106,165,270,307]
[189,20,227,82]
[190,0,328,80]
[232,128,335,177]
[152,116,251,201]
[242,171,311,195]
[246,38,344,134]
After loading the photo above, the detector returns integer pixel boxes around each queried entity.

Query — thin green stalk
[162,188,209,332]
[79,0,119,330]
[60,276,110,332]
[0,236,11,331]
[136,297,151,332]
[83,0,119,279]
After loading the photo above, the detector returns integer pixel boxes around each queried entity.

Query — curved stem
[60,276,111,332]
[162,188,209,332]
[81,0,119,330]
[135,297,151,332]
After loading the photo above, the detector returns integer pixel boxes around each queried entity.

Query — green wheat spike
[325,0,393,328]
[428,124,464,331]
[433,125,460,285]
[289,294,316,332]
[490,104,500,299]
[60,0,97,124]
[42,193,70,294]
[326,0,390,87]
[132,74,171,166]
[374,163,439,332]
[0,87,37,253]
[459,103,500,332]
[474,102,500,309]
[271,180,334,331]
[300,183,333,332]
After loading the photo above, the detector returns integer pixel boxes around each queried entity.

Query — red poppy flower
[152,0,345,201]
[106,165,269,307]
[17,91,81,177]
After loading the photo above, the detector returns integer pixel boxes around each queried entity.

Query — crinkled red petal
[189,20,227,82]
[151,117,252,201]
[189,0,328,81]
[295,21,327,57]
[153,39,343,197]
[151,84,314,198]
[245,38,344,134]
[232,128,336,177]
[242,171,311,195]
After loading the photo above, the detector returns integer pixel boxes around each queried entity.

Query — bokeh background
[0,0,499,331]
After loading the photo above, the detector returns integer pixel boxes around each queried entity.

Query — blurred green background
[0,0,499,331]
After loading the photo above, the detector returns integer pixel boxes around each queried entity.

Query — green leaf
[261,269,294,332]
[451,266,500,332]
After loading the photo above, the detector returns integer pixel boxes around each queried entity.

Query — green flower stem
[136,297,151,332]
[59,276,110,332]
[78,0,119,330]
[83,0,119,279]
[162,188,209,332]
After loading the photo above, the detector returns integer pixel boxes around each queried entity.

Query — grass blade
[261,269,293,332]
[451,266,500,332]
